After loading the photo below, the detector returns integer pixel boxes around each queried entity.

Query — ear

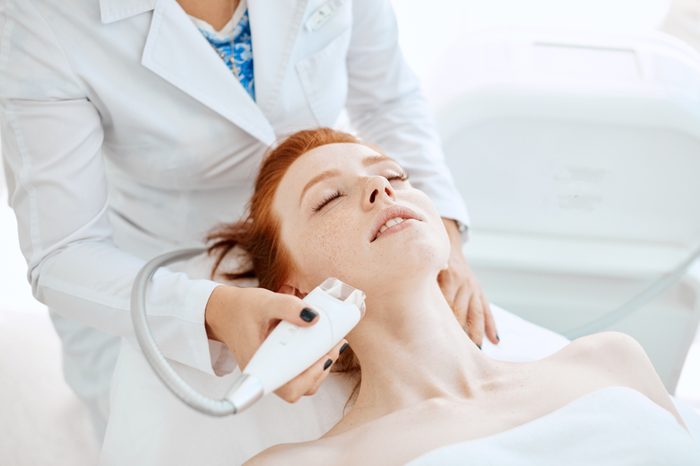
[277,283,308,299]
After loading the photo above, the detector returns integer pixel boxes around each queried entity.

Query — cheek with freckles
[293,213,363,287]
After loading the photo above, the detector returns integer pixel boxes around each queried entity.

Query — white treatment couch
[429,26,700,394]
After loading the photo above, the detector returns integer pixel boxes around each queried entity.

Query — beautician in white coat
[0,0,499,445]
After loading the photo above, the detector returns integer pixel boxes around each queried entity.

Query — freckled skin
[272,142,451,299]
[248,143,687,466]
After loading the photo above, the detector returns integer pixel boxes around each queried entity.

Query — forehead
[288,142,382,174]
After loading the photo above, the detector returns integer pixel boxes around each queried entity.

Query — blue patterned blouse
[192,8,256,101]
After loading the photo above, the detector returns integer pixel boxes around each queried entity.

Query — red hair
[206,127,363,406]
[207,127,359,289]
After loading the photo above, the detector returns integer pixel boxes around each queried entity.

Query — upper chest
[310,359,637,465]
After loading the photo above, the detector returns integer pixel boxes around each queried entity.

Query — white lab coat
[0,0,470,461]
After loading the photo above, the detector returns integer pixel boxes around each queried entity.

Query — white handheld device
[229,277,365,410]
[131,247,366,416]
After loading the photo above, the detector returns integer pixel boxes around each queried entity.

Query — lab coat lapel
[141,0,276,144]
[248,0,310,117]
[100,0,157,22]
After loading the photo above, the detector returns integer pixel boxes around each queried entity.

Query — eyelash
[312,172,410,213]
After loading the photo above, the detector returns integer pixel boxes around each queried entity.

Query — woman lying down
[206,128,700,465]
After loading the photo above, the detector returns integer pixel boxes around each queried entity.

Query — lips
[369,205,423,243]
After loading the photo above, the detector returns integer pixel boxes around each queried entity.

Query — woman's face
[272,142,450,297]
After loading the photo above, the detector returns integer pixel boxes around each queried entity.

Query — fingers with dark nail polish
[339,342,349,354]
[323,359,333,370]
[300,307,318,322]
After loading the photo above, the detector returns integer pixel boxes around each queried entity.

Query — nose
[363,175,395,209]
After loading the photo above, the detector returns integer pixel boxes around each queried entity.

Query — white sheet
[406,386,700,465]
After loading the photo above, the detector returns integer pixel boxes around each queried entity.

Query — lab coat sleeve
[345,0,470,244]
[0,1,228,376]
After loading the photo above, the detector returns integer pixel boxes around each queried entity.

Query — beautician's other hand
[438,218,500,349]
[204,285,347,403]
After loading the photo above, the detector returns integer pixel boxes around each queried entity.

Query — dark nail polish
[323,358,333,370]
[477,343,482,350]
[496,333,500,343]
[339,342,350,354]
[300,308,317,322]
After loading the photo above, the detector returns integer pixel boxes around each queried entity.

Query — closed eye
[313,191,343,212]
[388,172,409,183]
[313,172,408,212]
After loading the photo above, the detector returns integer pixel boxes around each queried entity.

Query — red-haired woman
[206,128,697,465]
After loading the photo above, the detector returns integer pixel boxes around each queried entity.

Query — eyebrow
[299,154,397,206]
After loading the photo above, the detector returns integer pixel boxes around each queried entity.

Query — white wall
[391,0,674,79]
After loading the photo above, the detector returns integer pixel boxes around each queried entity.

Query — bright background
[1,1,699,464]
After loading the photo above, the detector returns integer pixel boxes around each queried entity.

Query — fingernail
[300,308,318,322]
[323,358,333,370]
[496,333,500,343]
[477,343,482,350]
[339,342,350,354]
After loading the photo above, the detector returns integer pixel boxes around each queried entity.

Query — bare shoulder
[560,331,687,430]
[560,331,644,364]
[243,444,294,466]
[564,331,656,382]
[243,441,334,466]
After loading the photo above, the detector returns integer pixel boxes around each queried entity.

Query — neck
[178,0,240,30]
[334,278,504,433]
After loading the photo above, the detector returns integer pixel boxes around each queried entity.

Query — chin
[372,240,448,279]
[392,226,448,252]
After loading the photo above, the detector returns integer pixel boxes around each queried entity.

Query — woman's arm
[0,0,224,375]
[584,332,688,431]
[608,332,688,431]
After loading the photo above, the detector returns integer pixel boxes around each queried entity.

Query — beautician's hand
[205,285,348,403]
[439,218,500,349]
